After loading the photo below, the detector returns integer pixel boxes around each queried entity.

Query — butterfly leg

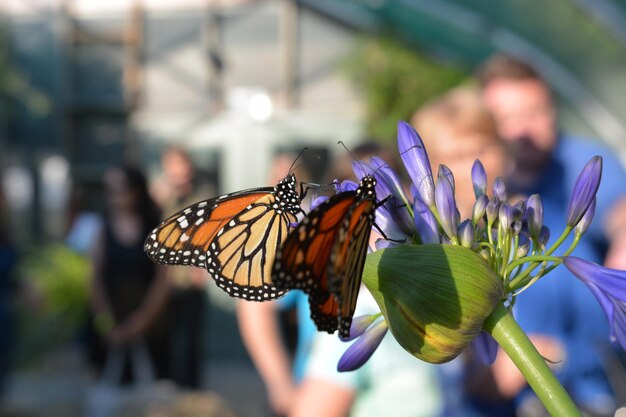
[372,222,406,243]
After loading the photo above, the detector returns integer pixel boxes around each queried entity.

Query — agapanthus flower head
[575,197,596,236]
[563,257,626,350]
[526,194,543,240]
[472,331,499,365]
[566,156,602,227]
[493,177,507,202]
[328,121,615,378]
[471,159,487,198]
[398,121,435,207]
[340,313,381,342]
[472,194,489,225]
[435,174,458,240]
[498,203,513,232]
[413,198,440,244]
[337,319,388,372]
[439,164,455,193]
[458,219,474,248]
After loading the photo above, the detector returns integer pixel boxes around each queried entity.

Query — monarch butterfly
[144,173,306,301]
[272,175,377,338]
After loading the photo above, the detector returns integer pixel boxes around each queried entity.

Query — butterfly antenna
[289,147,309,174]
[337,140,370,178]
[371,144,422,176]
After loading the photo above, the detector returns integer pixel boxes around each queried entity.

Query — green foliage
[14,244,91,366]
[343,37,468,142]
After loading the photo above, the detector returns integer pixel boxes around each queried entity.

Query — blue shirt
[513,134,624,410]
[276,290,316,381]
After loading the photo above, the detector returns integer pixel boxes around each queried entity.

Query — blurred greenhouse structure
[2,0,626,244]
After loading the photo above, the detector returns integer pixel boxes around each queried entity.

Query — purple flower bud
[567,156,602,227]
[458,220,474,248]
[353,158,415,237]
[375,239,397,251]
[526,194,543,240]
[398,121,435,207]
[438,164,455,193]
[493,177,507,202]
[512,220,522,236]
[435,175,459,240]
[413,198,440,244]
[575,197,596,236]
[516,234,530,258]
[498,203,513,231]
[472,159,487,199]
[563,257,626,351]
[472,195,489,225]
[486,199,499,224]
[338,319,388,372]
[340,314,379,342]
[512,200,526,222]
[471,331,498,365]
[538,225,550,248]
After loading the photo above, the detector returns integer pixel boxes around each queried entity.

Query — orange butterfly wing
[273,175,377,334]
[145,174,302,301]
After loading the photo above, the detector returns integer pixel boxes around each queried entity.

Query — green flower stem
[483,304,582,417]
[506,255,562,291]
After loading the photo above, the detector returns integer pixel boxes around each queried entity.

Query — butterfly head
[356,175,377,199]
[275,174,301,214]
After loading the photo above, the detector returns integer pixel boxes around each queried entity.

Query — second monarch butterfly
[272,174,378,338]
[144,172,307,301]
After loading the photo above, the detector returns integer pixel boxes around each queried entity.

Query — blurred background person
[150,146,212,389]
[237,150,313,416]
[411,86,511,417]
[478,54,626,416]
[89,165,171,383]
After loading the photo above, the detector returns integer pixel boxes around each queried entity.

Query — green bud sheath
[363,244,504,363]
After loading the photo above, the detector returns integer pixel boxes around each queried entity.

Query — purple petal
[435,175,458,240]
[566,156,602,227]
[398,121,435,207]
[351,158,415,237]
[472,195,489,225]
[472,159,487,199]
[374,205,407,243]
[486,199,499,224]
[498,203,513,231]
[526,194,543,240]
[563,257,626,301]
[516,234,530,258]
[339,314,379,342]
[438,164,455,193]
[413,198,440,244]
[575,197,596,236]
[375,238,397,250]
[337,319,388,372]
[493,177,507,202]
[310,196,329,211]
[538,226,551,248]
[458,219,474,248]
[582,280,626,351]
[336,179,358,193]
[472,331,498,365]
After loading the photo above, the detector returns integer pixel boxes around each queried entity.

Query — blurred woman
[89,166,171,382]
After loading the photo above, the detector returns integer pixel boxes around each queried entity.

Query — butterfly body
[145,174,302,301]
[273,175,377,338]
